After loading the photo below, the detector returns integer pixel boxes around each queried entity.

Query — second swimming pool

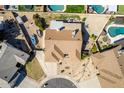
[90,5,105,14]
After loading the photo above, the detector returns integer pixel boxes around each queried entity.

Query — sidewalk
[18,76,39,88]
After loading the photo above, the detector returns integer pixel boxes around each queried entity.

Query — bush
[91,44,98,53]
[102,45,108,49]
[33,14,47,31]
[103,36,108,42]
[82,17,87,21]
[102,44,113,50]
[90,34,97,40]
[81,52,89,60]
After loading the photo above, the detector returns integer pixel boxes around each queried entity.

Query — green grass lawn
[65,5,85,13]
[26,58,45,81]
[118,5,124,13]
[18,5,34,11]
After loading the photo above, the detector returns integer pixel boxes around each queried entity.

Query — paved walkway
[78,76,101,88]
[18,76,39,88]
[36,51,48,75]
[0,78,10,88]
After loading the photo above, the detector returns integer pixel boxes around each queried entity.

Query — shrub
[102,45,108,49]
[81,52,89,60]
[90,34,97,40]
[33,14,47,31]
[103,36,108,42]
[91,44,98,53]
[82,17,87,21]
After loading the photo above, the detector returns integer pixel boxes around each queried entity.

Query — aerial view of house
[0,5,124,88]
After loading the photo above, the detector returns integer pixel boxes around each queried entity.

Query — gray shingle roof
[0,42,29,83]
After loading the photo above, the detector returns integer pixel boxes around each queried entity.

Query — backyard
[19,5,34,11]
[26,58,46,81]
[118,5,124,13]
[65,5,85,13]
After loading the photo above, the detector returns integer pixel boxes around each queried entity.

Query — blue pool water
[48,5,65,11]
[91,5,105,14]
[108,26,124,37]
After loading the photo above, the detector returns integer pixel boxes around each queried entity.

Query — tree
[33,14,48,31]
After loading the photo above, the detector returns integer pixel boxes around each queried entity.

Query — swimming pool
[48,5,66,12]
[106,24,124,44]
[108,26,124,37]
[90,5,105,14]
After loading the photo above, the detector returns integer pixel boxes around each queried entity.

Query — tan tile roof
[45,29,83,63]
[45,40,82,62]
[45,30,82,41]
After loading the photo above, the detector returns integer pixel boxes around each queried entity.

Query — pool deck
[85,14,111,49]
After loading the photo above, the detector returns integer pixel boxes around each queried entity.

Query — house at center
[45,20,83,63]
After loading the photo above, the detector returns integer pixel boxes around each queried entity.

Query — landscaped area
[33,14,47,31]
[91,44,98,53]
[65,5,85,13]
[97,33,113,50]
[90,34,97,40]
[118,5,124,13]
[57,14,81,20]
[81,51,90,60]
[37,13,82,24]
[19,5,34,11]
[26,58,45,81]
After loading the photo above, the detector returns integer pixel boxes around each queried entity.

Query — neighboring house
[45,20,83,79]
[91,46,124,88]
[0,42,29,88]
